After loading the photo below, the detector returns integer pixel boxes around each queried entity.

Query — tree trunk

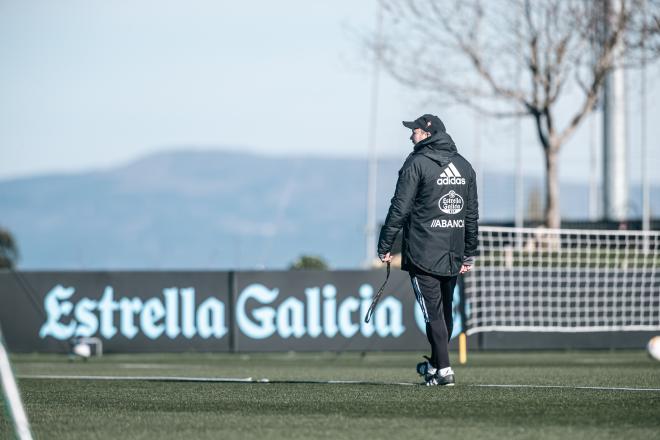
[544,147,561,229]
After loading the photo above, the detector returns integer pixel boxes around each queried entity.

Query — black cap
[402,114,445,134]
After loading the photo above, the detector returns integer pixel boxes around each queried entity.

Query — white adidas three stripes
[439,162,461,178]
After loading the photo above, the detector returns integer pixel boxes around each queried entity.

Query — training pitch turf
[1,351,659,439]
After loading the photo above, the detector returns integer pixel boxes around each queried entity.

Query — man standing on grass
[377,114,478,386]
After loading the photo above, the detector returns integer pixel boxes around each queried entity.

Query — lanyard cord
[364,261,390,323]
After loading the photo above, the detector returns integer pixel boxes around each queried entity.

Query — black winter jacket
[377,130,479,276]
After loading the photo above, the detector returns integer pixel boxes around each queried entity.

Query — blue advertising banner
[0,271,231,352]
[0,270,465,353]
[233,270,425,351]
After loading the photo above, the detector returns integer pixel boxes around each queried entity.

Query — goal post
[0,323,33,440]
[463,226,660,335]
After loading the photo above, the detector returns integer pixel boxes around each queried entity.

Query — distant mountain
[0,150,657,270]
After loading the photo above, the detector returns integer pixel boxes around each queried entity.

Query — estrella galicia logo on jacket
[438,190,464,214]
[436,162,466,185]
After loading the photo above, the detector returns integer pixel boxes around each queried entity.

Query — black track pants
[410,268,457,370]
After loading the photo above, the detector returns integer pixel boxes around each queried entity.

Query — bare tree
[374,0,660,228]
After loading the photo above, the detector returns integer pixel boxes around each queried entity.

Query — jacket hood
[413,130,457,166]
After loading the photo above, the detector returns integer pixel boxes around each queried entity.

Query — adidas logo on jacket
[436,162,466,185]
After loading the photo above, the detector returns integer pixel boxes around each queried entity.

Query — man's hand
[459,264,472,274]
[379,252,393,263]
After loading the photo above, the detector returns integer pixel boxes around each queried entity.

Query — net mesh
[464,226,660,334]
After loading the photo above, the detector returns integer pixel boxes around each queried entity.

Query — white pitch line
[326,380,416,386]
[16,375,660,392]
[0,337,33,440]
[19,375,253,383]
[17,375,417,386]
[471,384,660,392]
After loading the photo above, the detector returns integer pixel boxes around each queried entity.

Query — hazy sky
[1,0,659,185]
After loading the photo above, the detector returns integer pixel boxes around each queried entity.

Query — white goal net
[463,226,660,335]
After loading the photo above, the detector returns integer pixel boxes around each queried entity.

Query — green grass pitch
[1,351,659,439]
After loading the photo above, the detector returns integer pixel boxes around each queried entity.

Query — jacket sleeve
[377,161,420,256]
[464,167,479,257]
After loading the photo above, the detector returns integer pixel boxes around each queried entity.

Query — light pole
[365,4,383,267]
